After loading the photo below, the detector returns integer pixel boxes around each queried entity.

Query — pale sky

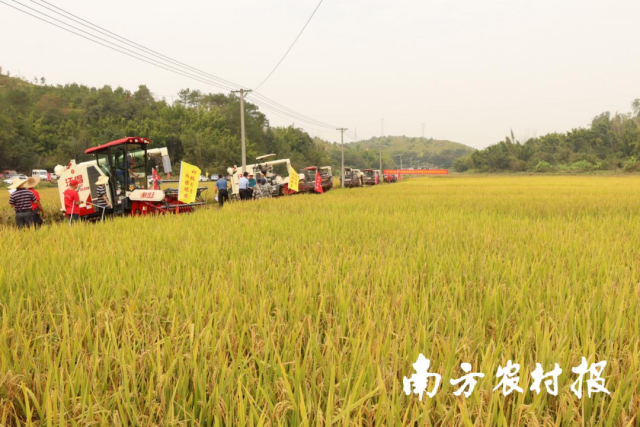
[1,0,638,148]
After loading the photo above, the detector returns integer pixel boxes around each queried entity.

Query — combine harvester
[341,167,363,188]
[363,169,382,185]
[302,166,333,193]
[55,137,205,219]
[227,154,293,199]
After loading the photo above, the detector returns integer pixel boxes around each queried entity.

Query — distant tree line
[455,100,640,173]
[0,71,413,175]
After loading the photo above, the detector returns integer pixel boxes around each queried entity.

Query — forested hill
[0,71,472,173]
[353,136,474,169]
[454,100,640,173]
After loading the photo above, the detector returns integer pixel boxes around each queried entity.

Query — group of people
[8,176,45,229]
[8,175,112,229]
[213,171,273,208]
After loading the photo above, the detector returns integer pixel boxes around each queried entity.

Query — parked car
[4,174,27,186]
[210,174,219,181]
[2,170,18,179]
[32,169,51,181]
[199,175,209,182]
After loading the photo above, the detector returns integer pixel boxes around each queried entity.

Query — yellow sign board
[178,161,201,204]
[288,165,299,192]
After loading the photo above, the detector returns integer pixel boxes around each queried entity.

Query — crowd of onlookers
[213,171,274,208]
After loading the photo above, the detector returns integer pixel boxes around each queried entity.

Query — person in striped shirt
[8,177,38,229]
[94,175,112,211]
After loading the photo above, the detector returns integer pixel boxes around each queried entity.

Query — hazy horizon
[1,0,638,149]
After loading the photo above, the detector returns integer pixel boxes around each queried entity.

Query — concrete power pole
[337,128,348,188]
[379,146,382,173]
[231,88,252,174]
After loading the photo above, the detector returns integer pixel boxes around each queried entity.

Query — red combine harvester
[56,137,205,219]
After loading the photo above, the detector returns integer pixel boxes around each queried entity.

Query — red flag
[375,172,379,185]
[152,168,160,190]
[46,172,51,181]
[315,170,324,194]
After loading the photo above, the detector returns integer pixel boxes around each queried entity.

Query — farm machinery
[341,167,363,188]
[227,154,294,198]
[54,137,206,219]
[302,166,334,193]
[363,169,382,185]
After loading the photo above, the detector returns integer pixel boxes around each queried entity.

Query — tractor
[55,137,206,219]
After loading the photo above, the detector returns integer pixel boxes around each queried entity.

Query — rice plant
[0,176,638,426]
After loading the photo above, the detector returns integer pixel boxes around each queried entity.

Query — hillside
[0,71,470,173]
[352,136,474,169]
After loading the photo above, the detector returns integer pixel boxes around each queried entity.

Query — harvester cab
[56,137,203,219]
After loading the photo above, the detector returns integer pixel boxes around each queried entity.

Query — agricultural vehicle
[55,137,206,219]
[363,169,381,185]
[227,154,293,198]
[302,166,333,193]
[352,169,364,186]
[341,167,363,188]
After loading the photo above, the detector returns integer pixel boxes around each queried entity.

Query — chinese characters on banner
[288,165,299,192]
[403,354,610,400]
[178,161,201,204]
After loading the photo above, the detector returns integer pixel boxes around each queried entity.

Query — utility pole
[379,146,382,173]
[231,88,252,174]
[337,128,348,188]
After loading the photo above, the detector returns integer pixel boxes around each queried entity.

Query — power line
[1,1,236,93]
[254,0,324,91]
[3,0,344,132]
[0,0,350,139]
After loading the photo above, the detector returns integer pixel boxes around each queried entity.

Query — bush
[533,161,554,172]
[453,157,471,173]
[623,157,640,172]
[509,160,527,172]
[569,160,594,171]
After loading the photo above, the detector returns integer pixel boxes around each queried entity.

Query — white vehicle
[227,154,292,198]
[4,174,27,186]
[199,175,209,182]
[32,169,50,180]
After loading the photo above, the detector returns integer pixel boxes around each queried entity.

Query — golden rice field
[0,176,639,426]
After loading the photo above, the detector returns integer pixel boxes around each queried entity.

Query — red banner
[383,169,449,175]
[315,170,324,193]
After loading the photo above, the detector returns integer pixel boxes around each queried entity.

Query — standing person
[94,175,112,215]
[254,177,272,200]
[238,172,250,201]
[64,179,82,224]
[215,174,229,208]
[26,177,45,227]
[248,173,256,199]
[8,177,38,229]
